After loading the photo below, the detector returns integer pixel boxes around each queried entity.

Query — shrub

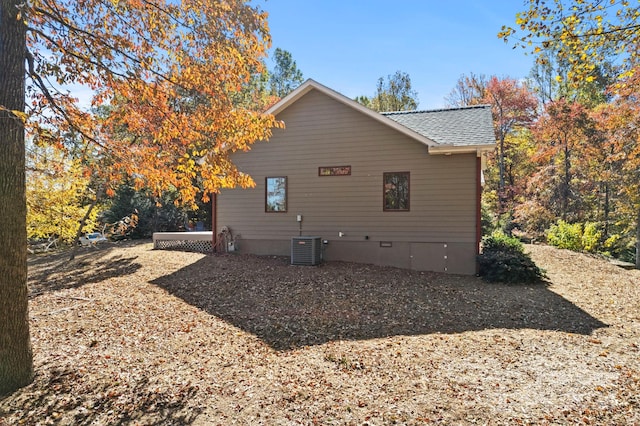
[547,220,583,251]
[482,230,523,253]
[546,220,602,253]
[480,201,496,237]
[603,233,637,263]
[581,222,602,253]
[478,231,546,284]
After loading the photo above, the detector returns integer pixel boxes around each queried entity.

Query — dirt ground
[1,241,639,425]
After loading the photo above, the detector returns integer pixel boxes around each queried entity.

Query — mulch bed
[1,241,639,425]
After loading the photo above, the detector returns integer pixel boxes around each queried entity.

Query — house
[215,79,495,274]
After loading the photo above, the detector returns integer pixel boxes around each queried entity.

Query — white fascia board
[428,144,495,156]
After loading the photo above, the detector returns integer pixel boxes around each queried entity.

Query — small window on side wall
[266,176,287,212]
[383,172,410,211]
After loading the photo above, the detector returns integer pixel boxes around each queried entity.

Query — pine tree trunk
[0,0,34,395]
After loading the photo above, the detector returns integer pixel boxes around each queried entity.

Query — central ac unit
[291,236,322,266]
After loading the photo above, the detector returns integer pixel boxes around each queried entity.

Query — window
[383,172,410,211]
[266,176,287,212]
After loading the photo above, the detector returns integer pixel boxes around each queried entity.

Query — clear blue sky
[256,0,534,109]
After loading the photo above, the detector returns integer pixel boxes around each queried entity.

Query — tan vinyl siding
[218,89,479,272]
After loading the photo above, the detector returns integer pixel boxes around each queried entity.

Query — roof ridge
[381,104,492,115]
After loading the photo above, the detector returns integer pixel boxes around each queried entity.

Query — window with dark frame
[383,172,410,211]
[265,176,287,212]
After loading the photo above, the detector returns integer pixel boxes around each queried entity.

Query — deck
[152,231,214,253]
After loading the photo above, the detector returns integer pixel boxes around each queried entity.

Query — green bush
[603,233,637,263]
[478,231,546,284]
[581,222,602,253]
[547,220,583,251]
[482,230,524,253]
[546,220,602,253]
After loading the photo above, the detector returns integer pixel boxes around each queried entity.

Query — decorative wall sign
[319,166,351,176]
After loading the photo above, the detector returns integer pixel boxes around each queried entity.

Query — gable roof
[266,79,496,155]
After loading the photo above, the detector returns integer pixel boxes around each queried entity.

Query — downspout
[476,155,482,275]
[211,193,217,253]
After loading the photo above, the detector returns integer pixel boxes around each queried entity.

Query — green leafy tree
[232,68,279,111]
[356,71,418,112]
[101,183,212,239]
[354,95,373,109]
[269,48,304,98]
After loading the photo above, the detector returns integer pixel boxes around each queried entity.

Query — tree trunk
[69,195,99,261]
[562,138,571,221]
[0,0,33,395]
[636,206,640,270]
[602,181,610,239]
[498,135,506,215]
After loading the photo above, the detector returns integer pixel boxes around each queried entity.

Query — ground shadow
[152,254,608,351]
[28,242,141,296]
[0,366,202,425]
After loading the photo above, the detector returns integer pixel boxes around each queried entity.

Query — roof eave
[266,79,438,147]
[429,144,495,171]
[428,144,495,156]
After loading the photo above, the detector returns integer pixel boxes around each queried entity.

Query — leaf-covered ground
[1,241,639,425]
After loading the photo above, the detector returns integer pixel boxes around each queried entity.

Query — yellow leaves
[619,68,636,80]
[23,0,278,207]
[0,106,29,123]
[503,0,640,98]
[26,146,98,243]
[10,109,29,123]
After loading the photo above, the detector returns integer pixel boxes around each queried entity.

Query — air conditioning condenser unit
[291,236,322,266]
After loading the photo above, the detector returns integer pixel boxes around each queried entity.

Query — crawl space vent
[291,236,322,266]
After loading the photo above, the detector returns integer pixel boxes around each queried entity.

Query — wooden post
[476,155,482,275]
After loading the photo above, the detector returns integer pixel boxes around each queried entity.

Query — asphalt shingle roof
[382,105,495,147]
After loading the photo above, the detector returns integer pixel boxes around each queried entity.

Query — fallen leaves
[0,242,638,424]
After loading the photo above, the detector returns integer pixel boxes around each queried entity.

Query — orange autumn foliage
[23,0,282,205]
